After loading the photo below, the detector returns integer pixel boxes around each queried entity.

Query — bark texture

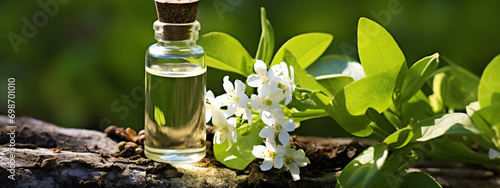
[0,116,356,187]
[0,116,499,188]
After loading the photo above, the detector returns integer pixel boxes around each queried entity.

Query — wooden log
[0,116,357,187]
[1,116,499,187]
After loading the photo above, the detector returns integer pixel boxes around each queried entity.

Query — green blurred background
[1,0,499,137]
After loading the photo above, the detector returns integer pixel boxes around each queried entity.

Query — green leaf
[213,124,263,170]
[306,54,366,81]
[316,75,354,96]
[271,33,333,68]
[442,56,481,83]
[357,17,406,77]
[413,113,480,142]
[342,17,407,117]
[311,91,373,137]
[154,106,165,126]
[344,66,400,116]
[401,90,434,124]
[362,144,389,188]
[286,108,329,123]
[432,58,480,110]
[337,143,389,188]
[428,73,445,113]
[198,32,254,76]
[400,53,440,102]
[284,50,333,97]
[479,54,500,108]
[306,55,363,95]
[287,90,323,111]
[386,91,432,129]
[255,7,275,64]
[431,138,500,166]
[401,172,442,188]
[469,103,500,140]
[384,127,414,149]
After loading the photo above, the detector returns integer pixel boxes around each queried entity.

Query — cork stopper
[154,0,200,41]
[155,0,199,23]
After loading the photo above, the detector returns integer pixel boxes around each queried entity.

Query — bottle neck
[157,40,196,49]
[153,20,200,48]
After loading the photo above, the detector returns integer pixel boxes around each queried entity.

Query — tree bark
[1,116,499,188]
[0,116,358,187]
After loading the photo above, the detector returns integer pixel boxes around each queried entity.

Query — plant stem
[286,109,329,117]
[371,123,391,138]
[385,108,404,130]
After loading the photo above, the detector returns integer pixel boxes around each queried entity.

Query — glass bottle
[144,20,206,164]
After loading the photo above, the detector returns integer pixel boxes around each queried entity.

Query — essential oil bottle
[144,0,206,164]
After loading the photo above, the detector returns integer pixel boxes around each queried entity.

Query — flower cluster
[206,60,310,181]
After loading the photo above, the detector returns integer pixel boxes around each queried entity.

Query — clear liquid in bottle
[144,63,206,163]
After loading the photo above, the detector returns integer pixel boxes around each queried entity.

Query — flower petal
[272,110,285,124]
[282,119,296,132]
[234,107,245,117]
[214,131,222,144]
[269,90,286,103]
[270,103,282,112]
[289,163,301,181]
[250,96,265,110]
[268,78,281,93]
[223,76,234,93]
[235,79,246,93]
[227,117,237,127]
[276,145,286,157]
[489,148,500,159]
[280,62,289,78]
[252,145,268,159]
[278,131,290,146]
[230,129,238,143]
[293,149,310,167]
[260,159,273,171]
[284,90,293,105]
[205,109,212,123]
[216,94,230,107]
[274,156,283,169]
[211,109,226,126]
[245,107,252,125]
[265,139,277,152]
[237,95,249,109]
[226,138,233,151]
[259,126,276,139]
[209,96,222,109]
[260,110,276,126]
[206,90,215,100]
[247,74,264,87]
[258,83,271,97]
[254,60,267,73]
[269,64,283,78]
[226,104,237,117]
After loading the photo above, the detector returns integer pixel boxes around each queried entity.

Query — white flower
[247,60,280,97]
[247,60,270,88]
[272,62,296,105]
[250,89,285,115]
[217,76,249,117]
[283,147,310,181]
[205,90,221,123]
[234,106,253,125]
[252,139,286,171]
[259,110,296,145]
[211,109,237,151]
[489,148,500,159]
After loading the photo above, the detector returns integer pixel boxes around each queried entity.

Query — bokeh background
[1,0,499,137]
